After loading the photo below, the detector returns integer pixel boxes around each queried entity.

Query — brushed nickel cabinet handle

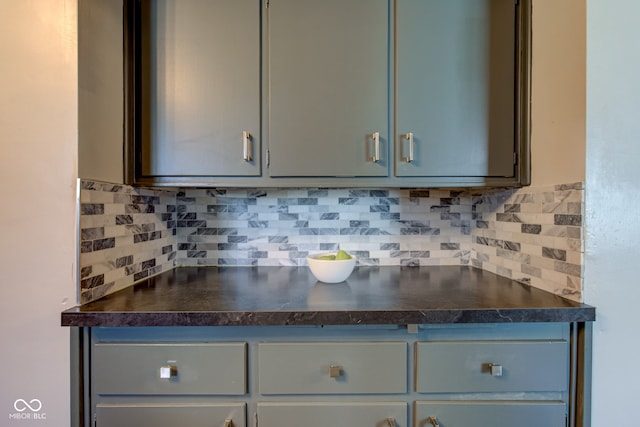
[386,417,397,427]
[489,363,503,376]
[224,418,233,427]
[329,365,343,378]
[403,132,414,163]
[242,131,253,161]
[159,365,177,379]
[372,132,381,163]
[427,416,440,427]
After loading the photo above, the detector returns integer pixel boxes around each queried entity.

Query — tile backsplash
[78,181,177,303]
[77,180,584,303]
[175,188,473,267]
[471,182,583,299]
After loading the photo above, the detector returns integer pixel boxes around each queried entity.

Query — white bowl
[306,252,356,283]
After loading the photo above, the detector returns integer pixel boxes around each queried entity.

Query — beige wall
[530,0,586,186]
[0,1,77,424]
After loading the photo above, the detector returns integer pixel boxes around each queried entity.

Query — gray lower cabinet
[258,342,407,395]
[88,323,571,427]
[92,343,247,395]
[257,402,407,427]
[415,340,568,393]
[267,0,390,178]
[415,401,566,427]
[96,403,246,427]
[396,0,517,178]
[139,0,261,177]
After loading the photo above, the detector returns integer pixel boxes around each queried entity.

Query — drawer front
[258,402,407,427]
[415,401,566,427]
[415,341,568,393]
[258,342,407,394]
[92,343,246,395]
[96,402,246,427]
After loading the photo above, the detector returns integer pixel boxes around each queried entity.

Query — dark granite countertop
[61,266,595,327]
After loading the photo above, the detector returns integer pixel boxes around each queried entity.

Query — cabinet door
[96,403,246,427]
[416,401,566,427]
[267,0,390,177]
[258,402,406,427]
[140,0,261,177]
[396,0,516,177]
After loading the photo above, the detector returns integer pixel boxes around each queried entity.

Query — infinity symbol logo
[14,399,42,412]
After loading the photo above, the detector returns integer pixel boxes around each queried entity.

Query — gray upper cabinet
[396,0,517,178]
[139,0,261,177]
[78,0,126,184]
[127,0,530,187]
[267,0,390,177]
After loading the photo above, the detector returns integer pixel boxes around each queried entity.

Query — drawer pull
[159,365,177,379]
[386,417,397,427]
[329,365,343,378]
[224,418,233,427]
[489,363,503,377]
[427,416,440,427]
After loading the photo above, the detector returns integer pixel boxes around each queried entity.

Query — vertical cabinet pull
[427,416,440,427]
[242,131,253,162]
[402,132,414,163]
[386,417,397,427]
[371,132,381,163]
[223,418,233,427]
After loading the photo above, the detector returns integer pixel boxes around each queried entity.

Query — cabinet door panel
[258,402,406,427]
[416,401,566,427]
[415,341,568,393]
[396,0,516,177]
[96,403,246,427]
[268,0,390,177]
[141,0,260,176]
[93,343,247,395]
[258,342,407,394]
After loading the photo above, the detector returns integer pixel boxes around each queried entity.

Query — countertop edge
[61,307,596,327]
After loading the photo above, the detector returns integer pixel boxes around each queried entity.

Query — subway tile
[542,247,567,261]
[80,266,92,279]
[554,260,582,277]
[496,213,521,223]
[554,214,582,226]
[81,203,104,215]
[521,224,542,234]
[81,274,104,289]
[141,259,156,270]
[115,255,134,268]
[81,227,105,240]
[440,243,460,250]
[93,237,115,251]
[521,263,542,278]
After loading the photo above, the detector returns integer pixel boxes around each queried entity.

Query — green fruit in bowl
[335,250,351,260]
[319,255,336,260]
